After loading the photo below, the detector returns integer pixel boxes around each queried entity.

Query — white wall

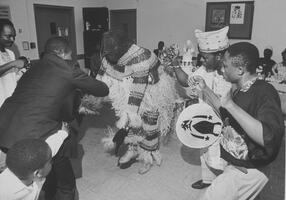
[0,0,105,63]
[102,0,204,55]
[1,0,286,63]
[102,0,286,62]
[203,0,286,62]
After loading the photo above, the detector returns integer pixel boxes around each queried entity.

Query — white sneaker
[118,145,138,164]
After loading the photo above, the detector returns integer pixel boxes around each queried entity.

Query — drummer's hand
[220,89,234,109]
[170,56,181,67]
[188,75,206,90]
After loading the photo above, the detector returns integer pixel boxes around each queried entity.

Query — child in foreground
[0,125,68,200]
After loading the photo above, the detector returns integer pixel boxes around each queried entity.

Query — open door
[110,9,137,44]
[82,7,109,69]
[34,4,77,59]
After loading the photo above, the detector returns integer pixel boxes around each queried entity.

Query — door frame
[33,4,77,58]
[109,9,137,43]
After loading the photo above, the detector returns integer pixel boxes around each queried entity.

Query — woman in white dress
[0,19,26,107]
[0,19,28,171]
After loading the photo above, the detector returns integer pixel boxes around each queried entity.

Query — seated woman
[272,48,286,82]
[258,46,276,78]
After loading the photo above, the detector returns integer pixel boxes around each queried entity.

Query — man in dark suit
[0,36,109,200]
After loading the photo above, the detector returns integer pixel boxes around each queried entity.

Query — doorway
[110,9,137,44]
[34,4,77,59]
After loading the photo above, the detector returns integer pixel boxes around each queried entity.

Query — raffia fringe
[101,126,116,152]
[79,95,109,115]
[99,66,179,137]
[137,148,162,166]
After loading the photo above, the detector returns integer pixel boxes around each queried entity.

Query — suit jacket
[0,53,109,148]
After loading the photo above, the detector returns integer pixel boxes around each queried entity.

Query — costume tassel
[102,126,116,152]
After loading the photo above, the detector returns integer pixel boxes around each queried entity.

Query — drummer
[171,26,232,189]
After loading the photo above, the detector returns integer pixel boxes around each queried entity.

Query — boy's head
[6,139,52,181]
[44,36,72,60]
[221,42,259,83]
[195,26,229,71]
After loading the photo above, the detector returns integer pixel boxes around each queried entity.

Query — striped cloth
[100,44,161,151]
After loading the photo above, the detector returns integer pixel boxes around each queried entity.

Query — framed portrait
[205,1,254,39]
[22,41,30,50]
[211,9,226,25]
[206,3,228,30]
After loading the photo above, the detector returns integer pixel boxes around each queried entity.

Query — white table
[269,81,286,115]
[270,81,286,94]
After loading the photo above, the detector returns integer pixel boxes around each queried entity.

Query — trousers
[43,155,76,200]
[202,165,268,200]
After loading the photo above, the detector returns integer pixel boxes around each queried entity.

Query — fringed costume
[98,44,178,174]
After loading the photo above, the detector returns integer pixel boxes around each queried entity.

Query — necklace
[232,76,258,97]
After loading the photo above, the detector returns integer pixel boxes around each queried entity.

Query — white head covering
[195,26,229,53]
[176,103,222,149]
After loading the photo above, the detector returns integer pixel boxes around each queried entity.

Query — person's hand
[188,75,206,90]
[220,88,233,109]
[170,56,181,67]
[61,122,70,134]
[11,59,26,69]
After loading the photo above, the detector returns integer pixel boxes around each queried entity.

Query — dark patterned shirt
[220,79,284,169]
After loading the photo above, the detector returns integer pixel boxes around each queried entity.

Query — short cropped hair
[227,42,259,74]
[0,18,14,33]
[44,36,72,55]
[6,139,51,179]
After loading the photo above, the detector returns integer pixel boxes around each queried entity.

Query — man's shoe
[191,180,211,189]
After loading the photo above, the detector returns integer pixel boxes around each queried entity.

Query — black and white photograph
[0,1,285,200]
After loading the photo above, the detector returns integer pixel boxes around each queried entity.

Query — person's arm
[0,59,25,77]
[221,92,264,146]
[171,57,189,87]
[190,75,221,115]
[72,66,109,97]
[173,66,189,87]
[45,123,69,157]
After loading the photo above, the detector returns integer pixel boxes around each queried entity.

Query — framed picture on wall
[205,1,254,39]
